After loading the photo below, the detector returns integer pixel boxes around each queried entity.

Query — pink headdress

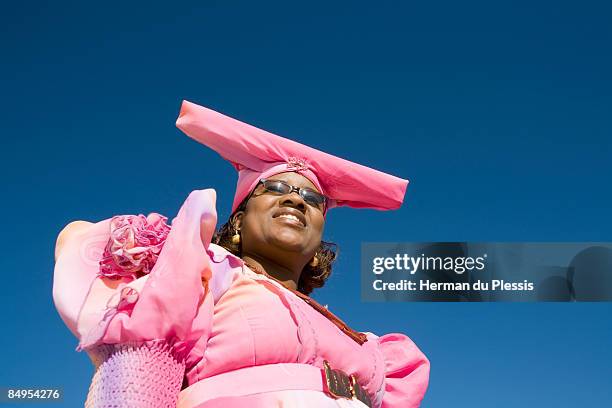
[175,100,409,214]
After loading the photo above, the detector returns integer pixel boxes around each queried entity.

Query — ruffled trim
[99,213,171,280]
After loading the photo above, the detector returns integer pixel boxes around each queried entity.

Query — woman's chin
[268,232,308,252]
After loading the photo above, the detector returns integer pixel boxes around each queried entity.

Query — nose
[279,191,307,213]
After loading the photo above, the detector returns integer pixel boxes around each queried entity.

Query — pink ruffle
[99,213,171,280]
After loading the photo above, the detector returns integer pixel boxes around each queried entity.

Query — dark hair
[212,196,338,295]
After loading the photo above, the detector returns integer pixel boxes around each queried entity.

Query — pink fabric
[178,363,328,405]
[175,101,409,213]
[53,189,216,354]
[85,341,185,408]
[189,391,372,408]
[53,189,429,408]
[98,213,171,279]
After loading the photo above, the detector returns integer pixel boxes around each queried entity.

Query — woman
[53,101,430,407]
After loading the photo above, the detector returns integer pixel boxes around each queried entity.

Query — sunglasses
[254,178,328,213]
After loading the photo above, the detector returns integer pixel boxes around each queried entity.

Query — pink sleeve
[53,189,219,407]
[377,333,430,408]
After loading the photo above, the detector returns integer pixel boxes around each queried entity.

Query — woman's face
[235,172,325,263]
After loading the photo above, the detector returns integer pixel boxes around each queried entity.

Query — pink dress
[53,189,429,408]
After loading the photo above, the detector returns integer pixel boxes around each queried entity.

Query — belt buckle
[323,360,372,408]
[349,374,373,408]
[323,360,352,399]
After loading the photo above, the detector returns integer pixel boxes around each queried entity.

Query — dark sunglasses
[254,178,328,213]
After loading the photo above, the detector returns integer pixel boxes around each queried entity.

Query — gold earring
[309,254,319,267]
[231,228,241,245]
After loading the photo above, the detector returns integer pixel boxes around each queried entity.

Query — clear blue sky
[2,1,611,406]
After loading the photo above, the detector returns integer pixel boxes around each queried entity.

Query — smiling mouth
[275,213,306,227]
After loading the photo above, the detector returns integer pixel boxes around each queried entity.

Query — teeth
[278,214,302,224]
